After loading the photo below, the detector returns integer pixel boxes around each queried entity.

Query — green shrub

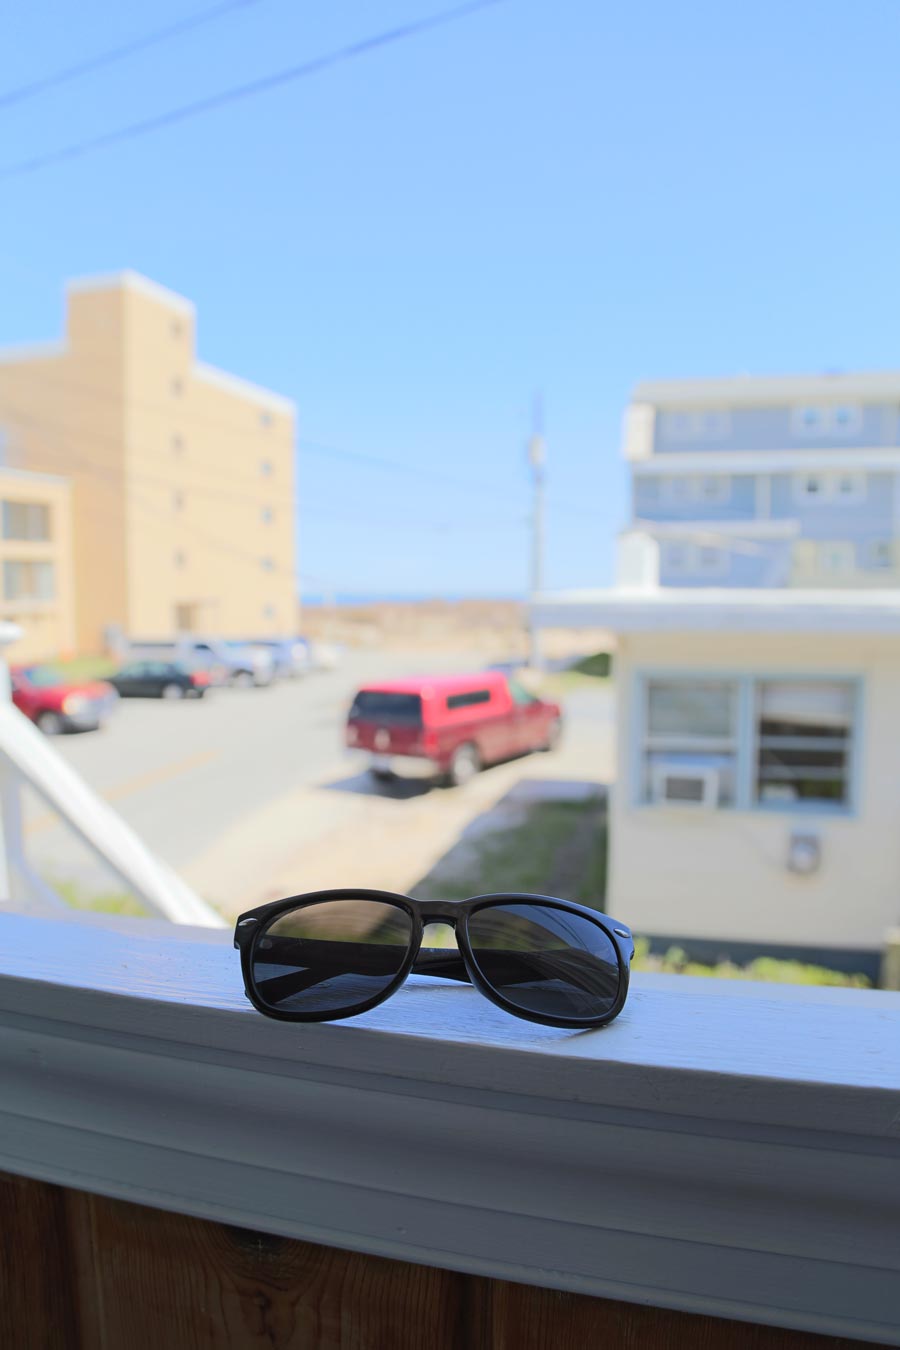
[633,937,870,988]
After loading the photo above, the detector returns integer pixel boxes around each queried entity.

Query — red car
[11,665,118,734]
[346,671,562,786]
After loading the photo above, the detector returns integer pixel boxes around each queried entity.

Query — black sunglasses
[234,888,634,1030]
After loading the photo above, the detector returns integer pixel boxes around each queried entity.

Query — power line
[0,0,263,111]
[1,0,508,180]
[0,367,594,520]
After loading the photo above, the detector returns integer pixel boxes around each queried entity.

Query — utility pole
[527,395,546,670]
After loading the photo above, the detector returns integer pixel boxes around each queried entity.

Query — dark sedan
[109,660,210,700]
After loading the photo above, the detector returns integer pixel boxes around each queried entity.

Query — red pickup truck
[11,665,118,734]
[346,671,562,786]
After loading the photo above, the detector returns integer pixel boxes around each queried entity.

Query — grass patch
[416,795,607,904]
[539,650,612,698]
[45,876,150,917]
[633,939,870,988]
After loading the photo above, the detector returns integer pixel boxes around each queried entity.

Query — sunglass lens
[466,903,621,1022]
[251,898,413,1016]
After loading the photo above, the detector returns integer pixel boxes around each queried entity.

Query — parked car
[109,659,211,700]
[346,671,562,787]
[11,665,118,735]
[244,638,310,679]
[127,638,272,687]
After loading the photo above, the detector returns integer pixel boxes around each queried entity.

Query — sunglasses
[234,888,634,1030]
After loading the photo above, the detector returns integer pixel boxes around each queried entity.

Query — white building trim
[194,361,295,415]
[0,913,899,1345]
[633,518,799,540]
[632,447,900,474]
[634,370,900,406]
[66,270,196,316]
[532,588,900,634]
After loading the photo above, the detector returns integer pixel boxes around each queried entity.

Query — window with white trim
[642,678,738,807]
[662,541,727,577]
[793,471,865,504]
[659,474,731,506]
[818,542,854,576]
[865,538,892,569]
[791,404,862,437]
[755,680,854,807]
[639,675,857,812]
[660,410,731,441]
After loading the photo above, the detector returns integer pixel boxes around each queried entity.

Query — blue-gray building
[619,371,900,588]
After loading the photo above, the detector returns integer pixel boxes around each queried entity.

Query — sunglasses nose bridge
[417,902,460,927]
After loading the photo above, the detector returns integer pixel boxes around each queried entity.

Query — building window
[173,490,184,512]
[638,674,857,813]
[818,542,854,576]
[174,550,186,569]
[662,541,727,577]
[2,501,50,541]
[866,539,892,569]
[263,604,276,619]
[755,680,854,807]
[261,556,274,571]
[261,506,273,524]
[792,404,862,437]
[793,471,865,504]
[642,678,738,807]
[171,319,184,339]
[661,410,730,442]
[260,410,274,428]
[261,460,273,477]
[171,377,184,397]
[172,434,184,454]
[659,475,731,506]
[3,559,55,601]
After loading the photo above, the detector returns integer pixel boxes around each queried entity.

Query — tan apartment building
[0,272,296,654]
[0,468,75,663]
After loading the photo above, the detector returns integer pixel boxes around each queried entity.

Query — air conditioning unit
[650,762,720,808]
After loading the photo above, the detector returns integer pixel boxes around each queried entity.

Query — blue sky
[3,0,900,598]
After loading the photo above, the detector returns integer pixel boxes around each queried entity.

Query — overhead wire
[0,365,595,519]
[0,0,508,180]
[0,0,264,111]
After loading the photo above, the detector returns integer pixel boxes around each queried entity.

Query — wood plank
[1,1175,891,1350]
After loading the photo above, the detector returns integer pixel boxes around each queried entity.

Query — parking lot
[25,648,614,918]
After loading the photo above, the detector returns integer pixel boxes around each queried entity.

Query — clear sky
[3,0,900,599]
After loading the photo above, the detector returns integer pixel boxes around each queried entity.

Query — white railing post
[0,622,223,927]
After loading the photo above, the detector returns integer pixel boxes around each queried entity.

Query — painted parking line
[24,748,219,838]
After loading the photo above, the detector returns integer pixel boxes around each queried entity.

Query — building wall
[608,629,900,955]
[0,470,75,663]
[0,274,296,651]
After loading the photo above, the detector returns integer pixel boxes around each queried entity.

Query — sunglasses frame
[234,887,634,1030]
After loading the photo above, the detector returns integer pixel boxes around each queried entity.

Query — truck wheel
[447,742,481,788]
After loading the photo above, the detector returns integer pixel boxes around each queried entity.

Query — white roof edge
[532,587,900,635]
[0,339,66,366]
[194,361,295,415]
[633,371,900,407]
[66,270,195,316]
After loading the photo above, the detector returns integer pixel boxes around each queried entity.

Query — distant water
[301,592,524,606]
